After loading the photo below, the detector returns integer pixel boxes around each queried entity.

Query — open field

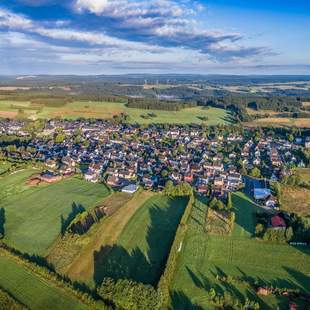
[295,168,310,183]
[93,195,188,286]
[0,161,12,175]
[0,252,86,310]
[0,170,110,255]
[48,190,153,284]
[246,108,280,116]
[303,102,310,107]
[0,100,231,125]
[244,117,310,128]
[171,192,310,309]
[282,185,310,216]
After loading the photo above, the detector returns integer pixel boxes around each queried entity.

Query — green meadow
[93,195,188,286]
[0,170,110,255]
[171,192,310,309]
[0,253,87,310]
[0,100,231,125]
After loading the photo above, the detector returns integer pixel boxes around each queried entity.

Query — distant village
[1,119,310,208]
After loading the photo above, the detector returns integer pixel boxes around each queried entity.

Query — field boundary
[0,243,106,309]
[157,194,194,307]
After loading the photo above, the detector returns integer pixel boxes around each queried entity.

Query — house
[122,184,139,194]
[271,215,286,228]
[183,173,193,183]
[107,175,120,187]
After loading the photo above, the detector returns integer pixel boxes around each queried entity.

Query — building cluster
[0,119,309,199]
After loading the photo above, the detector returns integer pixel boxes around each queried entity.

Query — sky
[0,0,309,75]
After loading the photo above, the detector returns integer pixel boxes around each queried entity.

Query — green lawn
[0,161,12,175]
[93,195,188,286]
[1,170,110,255]
[0,254,86,310]
[171,192,310,309]
[0,100,231,125]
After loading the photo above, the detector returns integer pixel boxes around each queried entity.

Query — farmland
[93,195,188,286]
[0,252,87,310]
[171,192,310,309]
[48,190,154,283]
[281,185,310,216]
[0,100,230,125]
[295,168,310,183]
[0,169,111,255]
[244,117,310,128]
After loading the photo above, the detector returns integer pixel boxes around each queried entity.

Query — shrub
[98,278,161,310]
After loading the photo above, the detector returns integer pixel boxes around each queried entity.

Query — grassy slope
[171,192,310,309]
[93,195,188,286]
[1,170,110,255]
[0,100,230,125]
[0,254,86,310]
[50,190,153,284]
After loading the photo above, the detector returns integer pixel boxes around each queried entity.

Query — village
[1,119,310,207]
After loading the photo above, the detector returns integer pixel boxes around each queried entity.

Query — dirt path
[66,190,153,283]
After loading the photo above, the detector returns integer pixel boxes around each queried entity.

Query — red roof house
[271,215,286,228]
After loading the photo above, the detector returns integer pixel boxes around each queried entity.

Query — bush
[0,287,25,310]
[98,278,161,310]
[263,228,287,243]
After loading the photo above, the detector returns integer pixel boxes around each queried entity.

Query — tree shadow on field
[93,197,187,286]
[170,291,204,310]
[93,244,151,285]
[60,202,85,235]
[283,267,310,294]
[232,193,258,236]
[0,208,5,238]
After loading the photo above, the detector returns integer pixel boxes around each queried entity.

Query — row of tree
[127,97,197,111]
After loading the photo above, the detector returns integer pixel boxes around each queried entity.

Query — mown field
[48,191,154,284]
[0,253,86,310]
[0,100,230,125]
[171,192,310,309]
[0,169,110,255]
[93,195,188,286]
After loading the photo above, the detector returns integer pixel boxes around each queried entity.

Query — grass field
[171,192,310,309]
[295,168,310,183]
[0,252,86,310]
[0,170,110,255]
[0,100,231,125]
[282,185,310,217]
[48,190,153,284]
[244,117,310,128]
[93,195,188,286]
[0,161,12,175]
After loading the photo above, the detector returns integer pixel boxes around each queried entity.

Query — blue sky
[0,0,309,75]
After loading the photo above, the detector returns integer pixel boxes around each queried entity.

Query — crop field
[0,170,111,255]
[171,192,310,309]
[0,253,86,310]
[282,185,310,216]
[93,195,188,286]
[0,100,230,125]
